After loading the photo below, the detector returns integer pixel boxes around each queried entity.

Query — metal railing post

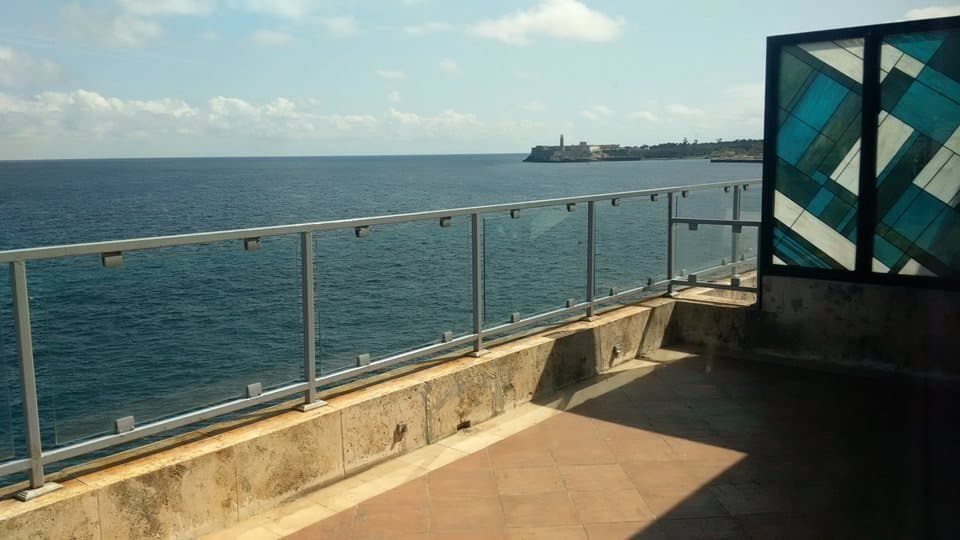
[10,261,44,489]
[300,232,318,409]
[585,201,596,318]
[666,192,676,295]
[471,213,486,355]
[731,185,742,278]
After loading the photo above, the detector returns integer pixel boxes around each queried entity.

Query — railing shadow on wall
[0,178,760,497]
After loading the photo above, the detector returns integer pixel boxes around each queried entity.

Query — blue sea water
[0,154,760,464]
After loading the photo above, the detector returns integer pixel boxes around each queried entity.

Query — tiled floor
[283,349,959,539]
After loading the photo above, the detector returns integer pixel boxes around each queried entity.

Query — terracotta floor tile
[654,516,746,540]
[559,464,634,491]
[549,439,617,465]
[361,476,429,508]
[708,483,789,516]
[569,489,655,524]
[504,525,588,540]
[641,490,729,519]
[495,466,564,495]
[430,529,508,540]
[583,521,662,540]
[661,438,745,464]
[429,467,499,498]
[620,460,706,496]
[489,439,556,469]
[603,433,677,463]
[429,496,505,532]
[501,491,579,527]
[352,504,428,537]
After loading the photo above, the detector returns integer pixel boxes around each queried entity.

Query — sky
[0,0,958,159]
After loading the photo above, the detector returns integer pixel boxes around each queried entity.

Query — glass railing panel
[594,195,668,298]
[676,186,735,220]
[740,184,763,221]
[28,235,303,446]
[0,269,15,460]
[675,224,736,280]
[315,217,472,374]
[482,205,586,328]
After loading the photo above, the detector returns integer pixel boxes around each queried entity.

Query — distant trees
[639,138,762,159]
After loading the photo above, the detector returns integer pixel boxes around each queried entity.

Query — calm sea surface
[0,154,760,462]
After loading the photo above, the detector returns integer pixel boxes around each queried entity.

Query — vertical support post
[666,192,676,295]
[300,232,318,408]
[585,201,596,319]
[471,213,486,355]
[731,185,742,278]
[10,261,44,489]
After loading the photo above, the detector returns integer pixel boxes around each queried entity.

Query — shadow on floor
[289,347,960,540]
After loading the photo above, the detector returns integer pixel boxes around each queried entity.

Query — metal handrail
[0,178,761,493]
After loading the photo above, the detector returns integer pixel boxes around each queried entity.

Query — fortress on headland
[524,134,645,162]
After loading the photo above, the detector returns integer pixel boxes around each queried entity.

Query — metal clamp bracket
[243,237,261,251]
[115,416,135,434]
[101,251,123,268]
[246,382,262,398]
[357,353,371,366]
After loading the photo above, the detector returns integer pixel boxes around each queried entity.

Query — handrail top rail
[0,178,760,263]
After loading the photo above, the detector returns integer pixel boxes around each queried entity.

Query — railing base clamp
[297,399,328,412]
[15,482,62,502]
[469,349,490,358]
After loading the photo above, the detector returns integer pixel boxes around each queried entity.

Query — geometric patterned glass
[874,29,960,276]
[773,39,863,270]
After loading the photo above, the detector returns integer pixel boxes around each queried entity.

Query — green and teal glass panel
[873,29,960,277]
[773,40,863,270]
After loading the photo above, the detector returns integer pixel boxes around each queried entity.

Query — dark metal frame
[760,15,960,291]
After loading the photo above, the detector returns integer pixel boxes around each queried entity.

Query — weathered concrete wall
[0,299,677,540]
[671,275,960,378]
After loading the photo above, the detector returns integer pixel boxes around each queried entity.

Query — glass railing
[0,178,760,493]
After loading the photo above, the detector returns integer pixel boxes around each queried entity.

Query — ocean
[0,154,760,463]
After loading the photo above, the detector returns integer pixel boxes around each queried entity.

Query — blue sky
[0,0,957,159]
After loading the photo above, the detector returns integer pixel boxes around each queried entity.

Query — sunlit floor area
[212,347,960,540]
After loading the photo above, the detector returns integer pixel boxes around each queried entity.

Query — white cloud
[200,30,220,41]
[469,0,625,46]
[628,110,658,121]
[62,5,162,47]
[118,0,218,16]
[321,16,358,37]
[665,104,704,117]
[387,90,401,103]
[329,114,377,130]
[377,69,407,80]
[251,29,294,47]
[0,90,385,144]
[439,58,458,73]
[580,104,614,120]
[232,0,321,18]
[0,47,63,89]
[403,22,453,35]
[388,108,480,130]
[904,5,960,19]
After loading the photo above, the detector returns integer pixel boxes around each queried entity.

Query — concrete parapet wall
[0,301,676,540]
[671,275,960,378]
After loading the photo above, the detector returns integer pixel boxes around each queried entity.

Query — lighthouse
[560,133,565,158]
